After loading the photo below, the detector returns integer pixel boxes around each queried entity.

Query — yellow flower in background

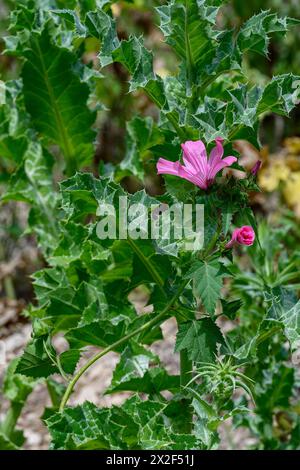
[286,155,300,171]
[283,172,300,218]
[284,137,300,155]
[258,139,300,216]
[259,160,290,192]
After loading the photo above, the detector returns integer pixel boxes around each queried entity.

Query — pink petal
[231,227,241,242]
[157,157,207,189]
[208,137,224,168]
[208,155,237,180]
[177,165,208,190]
[181,140,208,175]
[222,156,237,166]
[157,158,181,176]
[225,228,240,249]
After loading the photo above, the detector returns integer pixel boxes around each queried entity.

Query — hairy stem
[59,279,190,412]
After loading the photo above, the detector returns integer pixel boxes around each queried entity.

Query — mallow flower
[157,138,237,190]
[225,226,255,249]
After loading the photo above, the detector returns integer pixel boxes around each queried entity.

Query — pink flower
[157,138,237,190]
[250,160,262,175]
[226,226,255,249]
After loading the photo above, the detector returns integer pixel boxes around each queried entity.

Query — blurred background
[0,0,299,449]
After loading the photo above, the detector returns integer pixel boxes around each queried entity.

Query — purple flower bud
[250,160,262,176]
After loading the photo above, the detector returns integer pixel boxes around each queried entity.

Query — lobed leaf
[175,318,224,363]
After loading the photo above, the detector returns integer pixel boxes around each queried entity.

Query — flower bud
[250,160,262,176]
[226,226,255,249]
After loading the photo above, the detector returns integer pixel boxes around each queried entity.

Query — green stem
[3,276,16,300]
[179,343,193,433]
[59,279,190,412]
[180,349,193,389]
[176,224,222,432]
[1,402,23,439]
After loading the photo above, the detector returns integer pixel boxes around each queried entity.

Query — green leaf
[1,140,58,253]
[46,378,67,410]
[16,333,80,378]
[157,0,221,87]
[86,10,167,110]
[21,25,96,171]
[85,9,120,66]
[175,318,224,363]
[60,172,125,219]
[2,358,37,404]
[0,433,19,450]
[107,367,180,394]
[256,364,294,414]
[51,9,87,37]
[185,259,227,314]
[262,289,300,352]
[195,75,300,145]
[257,74,300,116]
[59,349,80,375]
[0,80,29,166]
[0,358,36,449]
[232,318,280,361]
[65,316,131,350]
[16,336,58,378]
[117,116,164,182]
[46,396,202,450]
[221,200,236,236]
[106,342,179,394]
[2,141,56,205]
[107,341,156,391]
[237,11,300,57]
[164,174,198,203]
[279,299,300,350]
[46,401,118,449]
[221,299,243,320]
[264,287,296,320]
[192,397,219,448]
